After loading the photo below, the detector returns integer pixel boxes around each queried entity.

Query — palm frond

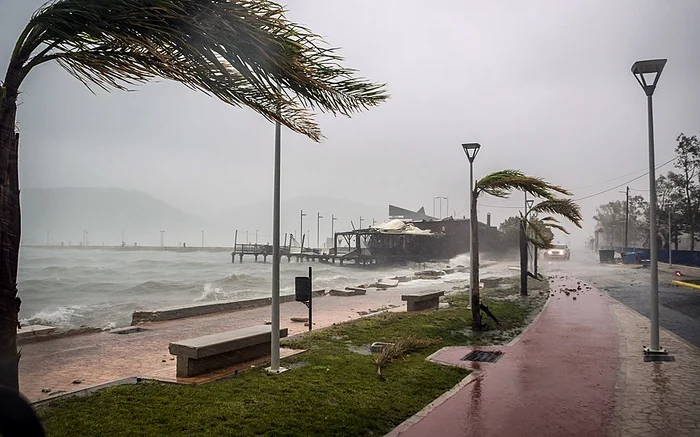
[9,0,389,141]
[528,199,582,228]
[525,218,554,248]
[475,170,572,200]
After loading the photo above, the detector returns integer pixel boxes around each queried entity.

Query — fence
[600,246,700,268]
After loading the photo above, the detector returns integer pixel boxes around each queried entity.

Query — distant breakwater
[23,244,233,253]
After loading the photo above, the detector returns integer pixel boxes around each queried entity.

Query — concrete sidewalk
[388,274,700,437]
[19,290,410,402]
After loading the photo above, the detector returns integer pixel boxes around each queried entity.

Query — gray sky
[2,0,700,247]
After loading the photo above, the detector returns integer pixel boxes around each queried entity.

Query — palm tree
[0,0,388,390]
[470,170,582,330]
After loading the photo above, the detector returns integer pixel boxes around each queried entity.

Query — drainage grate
[461,350,503,363]
[644,355,675,362]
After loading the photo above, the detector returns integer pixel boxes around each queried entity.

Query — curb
[671,280,700,291]
[385,283,552,436]
[384,369,481,437]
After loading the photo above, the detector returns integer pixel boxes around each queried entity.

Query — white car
[544,244,570,261]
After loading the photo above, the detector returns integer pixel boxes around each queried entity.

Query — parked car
[544,243,570,260]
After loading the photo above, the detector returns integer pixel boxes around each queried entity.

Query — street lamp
[521,197,535,296]
[331,215,337,253]
[300,210,307,250]
[462,142,481,320]
[443,197,449,218]
[317,213,323,249]
[269,117,285,373]
[632,58,667,355]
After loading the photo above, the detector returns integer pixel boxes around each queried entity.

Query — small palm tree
[0,0,388,390]
[470,170,582,330]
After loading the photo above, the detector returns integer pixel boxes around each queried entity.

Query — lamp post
[317,213,323,249]
[331,214,337,251]
[443,197,449,218]
[462,142,481,328]
[521,197,534,296]
[359,216,364,229]
[160,230,165,248]
[632,58,667,355]
[269,117,285,373]
[300,210,307,250]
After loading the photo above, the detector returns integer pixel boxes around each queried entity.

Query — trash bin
[623,252,638,264]
[599,250,615,264]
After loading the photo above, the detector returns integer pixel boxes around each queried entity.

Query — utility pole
[443,197,449,218]
[624,186,629,249]
[300,210,306,248]
[316,213,323,249]
[668,205,672,268]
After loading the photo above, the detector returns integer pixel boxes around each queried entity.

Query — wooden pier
[230,244,378,265]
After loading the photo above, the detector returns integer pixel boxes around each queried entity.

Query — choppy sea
[18,247,512,330]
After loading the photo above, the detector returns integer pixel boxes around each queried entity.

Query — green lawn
[38,276,547,437]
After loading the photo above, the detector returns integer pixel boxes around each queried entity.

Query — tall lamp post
[462,142,481,327]
[632,58,667,355]
[443,197,449,218]
[521,197,534,296]
[331,214,337,253]
[269,117,285,373]
[300,210,307,250]
[317,212,323,249]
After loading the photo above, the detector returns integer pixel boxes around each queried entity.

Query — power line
[572,157,677,202]
[455,156,677,215]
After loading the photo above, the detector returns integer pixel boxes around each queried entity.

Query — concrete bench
[169,325,288,377]
[401,290,445,312]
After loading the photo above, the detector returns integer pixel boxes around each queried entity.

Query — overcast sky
[2,0,700,247]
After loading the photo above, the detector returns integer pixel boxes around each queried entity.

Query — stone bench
[401,290,445,312]
[169,325,288,377]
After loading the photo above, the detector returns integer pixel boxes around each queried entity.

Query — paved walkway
[19,289,411,402]
[389,274,700,437]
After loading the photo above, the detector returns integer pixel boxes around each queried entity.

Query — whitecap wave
[21,305,87,328]
[193,283,229,302]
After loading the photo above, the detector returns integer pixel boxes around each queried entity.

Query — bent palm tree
[470,171,582,330]
[0,0,388,390]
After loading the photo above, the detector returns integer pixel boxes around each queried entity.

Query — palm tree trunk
[0,86,21,391]
[470,192,481,331]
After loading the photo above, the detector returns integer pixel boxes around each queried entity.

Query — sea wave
[21,305,90,328]
[210,273,266,289]
[193,284,230,302]
[122,280,195,294]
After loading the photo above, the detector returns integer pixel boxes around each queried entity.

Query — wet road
[540,251,700,348]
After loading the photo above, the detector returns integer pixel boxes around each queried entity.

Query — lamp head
[461,143,481,163]
[631,59,667,96]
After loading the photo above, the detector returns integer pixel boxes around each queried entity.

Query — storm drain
[108,327,148,335]
[461,350,503,363]
[644,355,675,362]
